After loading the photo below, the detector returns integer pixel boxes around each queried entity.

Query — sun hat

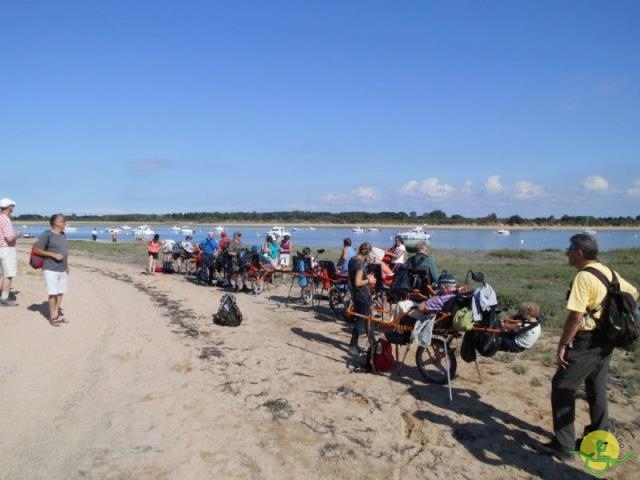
[0,198,16,208]
[369,246,385,263]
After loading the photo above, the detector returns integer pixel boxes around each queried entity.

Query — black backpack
[213,294,243,327]
[583,267,639,350]
[162,260,174,274]
[472,306,501,357]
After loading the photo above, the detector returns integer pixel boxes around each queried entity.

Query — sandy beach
[1,244,637,480]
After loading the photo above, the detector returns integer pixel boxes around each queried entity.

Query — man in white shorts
[0,198,22,306]
[33,213,69,326]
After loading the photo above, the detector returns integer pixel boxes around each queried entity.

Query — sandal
[57,316,69,324]
[49,317,62,327]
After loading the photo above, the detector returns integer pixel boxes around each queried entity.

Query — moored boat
[397,226,430,242]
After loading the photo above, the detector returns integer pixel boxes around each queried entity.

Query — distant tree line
[15,210,640,226]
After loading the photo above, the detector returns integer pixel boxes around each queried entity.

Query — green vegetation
[68,242,640,397]
[17,210,640,227]
[512,364,529,375]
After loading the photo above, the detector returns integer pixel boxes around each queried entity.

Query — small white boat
[582,229,597,236]
[266,226,291,240]
[170,225,181,232]
[496,229,511,236]
[133,225,155,238]
[180,226,194,235]
[352,226,364,233]
[397,226,430,242]
[121,225,132,230]
[367,227,380,232]
[308,226,316,231]
[214,225,224,232]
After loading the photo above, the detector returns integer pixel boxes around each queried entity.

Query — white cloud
[460,180,473,194]
[321,186,381,205]
[514,181,545,199]
[321,193,347,204]
[584,175,609,193]
[353,186,381,202]
[400,178,455,198]
[484,175,504,194]
[628,180,640,198]
[401,180,419,196]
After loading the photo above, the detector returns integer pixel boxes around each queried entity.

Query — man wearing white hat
[0,198,22,306]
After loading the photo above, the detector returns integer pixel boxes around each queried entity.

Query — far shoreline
[15,220,640,231]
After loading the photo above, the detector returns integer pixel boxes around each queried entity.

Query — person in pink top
[146,234,162,274]
[0,198,22,306]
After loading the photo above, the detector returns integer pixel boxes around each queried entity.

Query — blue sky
[1,1,639,217]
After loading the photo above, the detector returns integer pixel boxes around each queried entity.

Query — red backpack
[29,245,44,269]
[369,338,394,372]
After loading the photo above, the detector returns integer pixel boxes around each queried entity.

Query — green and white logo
[570,430,636,477]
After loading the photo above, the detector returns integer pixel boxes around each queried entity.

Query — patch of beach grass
[512,364,529,375]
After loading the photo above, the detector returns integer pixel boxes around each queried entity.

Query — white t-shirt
[392,244,406,264]
[515,324,541,349]
[162,239,176,253]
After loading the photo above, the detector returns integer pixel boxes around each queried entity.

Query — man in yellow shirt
[539,234,638,460]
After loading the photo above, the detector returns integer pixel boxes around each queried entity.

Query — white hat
[0,198,16,208]
[369,246,386,263]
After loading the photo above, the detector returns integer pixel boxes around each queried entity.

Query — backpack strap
[582,266,620,292]
[581,266,622,318]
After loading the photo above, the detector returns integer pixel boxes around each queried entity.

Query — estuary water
[18,224,640,251]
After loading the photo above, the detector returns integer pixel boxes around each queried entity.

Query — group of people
[344,236,440,354]
[1,198,70,326]
[342,232,639,465]
[143,230,293,294]
[3,201,639,464]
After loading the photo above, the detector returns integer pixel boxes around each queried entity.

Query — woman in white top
[388,235,406,266]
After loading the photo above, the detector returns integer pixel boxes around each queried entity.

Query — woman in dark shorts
[146,234,161,274]
[348,242,376,354]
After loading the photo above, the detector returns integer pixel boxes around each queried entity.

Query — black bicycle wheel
[415,338,457,385]
[329,286,352,321]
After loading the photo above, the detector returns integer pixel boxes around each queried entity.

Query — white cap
[0,198,16,208]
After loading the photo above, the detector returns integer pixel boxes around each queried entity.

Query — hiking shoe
[0,299,18,307]
[536,440,574,462]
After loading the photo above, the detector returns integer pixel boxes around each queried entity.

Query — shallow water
[18,224,640,251]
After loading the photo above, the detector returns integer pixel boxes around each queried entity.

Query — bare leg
[48,294,61,321]
[1,277,12,300]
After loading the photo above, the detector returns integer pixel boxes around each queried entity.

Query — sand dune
[1,245,637,479]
